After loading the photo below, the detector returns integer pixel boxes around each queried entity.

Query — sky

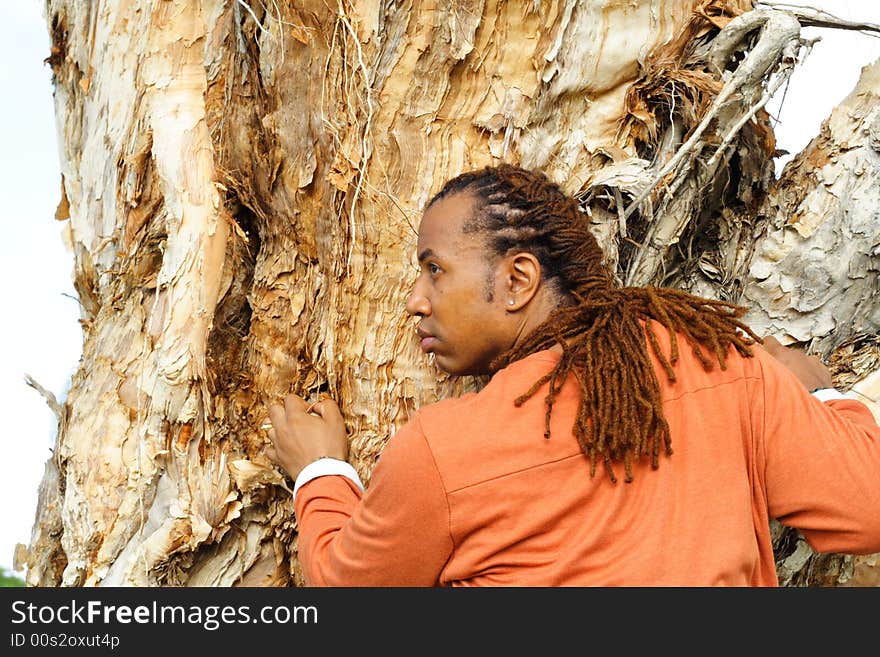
[1,1,879,578]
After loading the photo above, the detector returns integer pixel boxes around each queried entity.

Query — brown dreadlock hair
[428,163,761,484]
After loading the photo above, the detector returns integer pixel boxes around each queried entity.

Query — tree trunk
[20,0,879,587]
[743,56,880,587]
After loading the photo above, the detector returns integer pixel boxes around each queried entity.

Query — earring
[508,299,515,306]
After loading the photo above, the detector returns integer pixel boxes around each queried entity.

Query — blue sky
[1,1,878,577]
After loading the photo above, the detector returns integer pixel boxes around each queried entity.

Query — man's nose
[405,285,430,317]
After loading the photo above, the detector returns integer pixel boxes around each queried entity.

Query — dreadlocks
[428,163,761,483]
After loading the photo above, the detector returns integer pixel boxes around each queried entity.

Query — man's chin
[431,353,453,374]
[432,354,464,376]
[434,356,490,378]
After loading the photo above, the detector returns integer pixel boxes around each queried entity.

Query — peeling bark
[743,59,880,363]
[24,0,879,587]
[743,59,880,586]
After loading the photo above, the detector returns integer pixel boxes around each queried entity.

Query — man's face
[405,192,513,376]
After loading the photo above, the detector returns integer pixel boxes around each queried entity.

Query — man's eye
[428,263,441,276]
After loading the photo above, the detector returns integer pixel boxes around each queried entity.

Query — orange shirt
[293,324,880,586]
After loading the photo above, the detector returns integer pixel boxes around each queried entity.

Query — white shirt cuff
[293,458,365,498]
[811,388,847,402]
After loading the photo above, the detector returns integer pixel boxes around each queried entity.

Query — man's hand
[761,335,834,392]
[264,394,349,482]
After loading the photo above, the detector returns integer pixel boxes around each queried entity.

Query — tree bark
[21,0,879,586]
[744,57,880,587]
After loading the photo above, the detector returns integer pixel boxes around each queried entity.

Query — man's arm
[754,343,880,554]
[292,418,454,586]
[265,395,453,586]
[760,335,833,393]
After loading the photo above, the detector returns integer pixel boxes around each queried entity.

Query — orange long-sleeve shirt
[293,325,880,586]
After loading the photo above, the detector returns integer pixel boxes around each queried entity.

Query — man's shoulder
[639,318,760,392]
[416,352,558,424]
[415,390,480,428]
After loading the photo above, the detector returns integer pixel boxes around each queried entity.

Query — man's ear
[504,252,541,311]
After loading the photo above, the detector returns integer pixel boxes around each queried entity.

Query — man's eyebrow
[417,248,435,263]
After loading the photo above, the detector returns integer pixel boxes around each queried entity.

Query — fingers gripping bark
[264,394,350,482]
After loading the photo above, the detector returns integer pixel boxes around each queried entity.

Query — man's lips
[417,328,438,352]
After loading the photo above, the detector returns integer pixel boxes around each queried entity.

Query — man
[265,163,880,586]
